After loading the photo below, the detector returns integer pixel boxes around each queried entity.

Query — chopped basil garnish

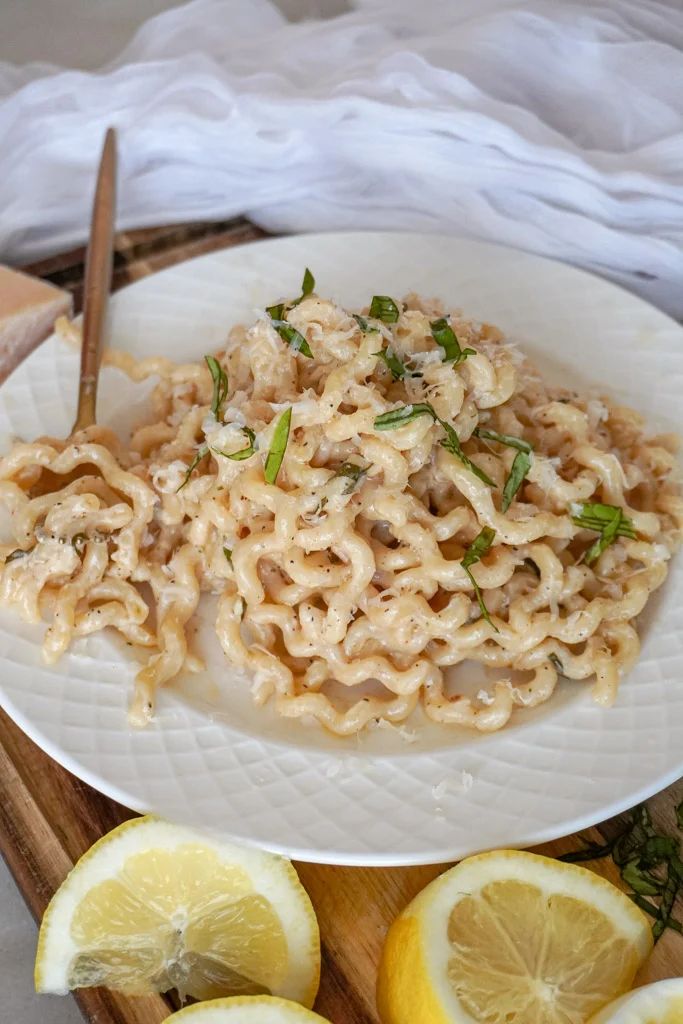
[374,346,418,381]
[333,462,368,494]
[264,407,292,485]
[374,403,495,487]
[570,501,636,565]
[369,295,400,323]
[223,547,233,566]
[440,422,497,488]
[266,301,285,321]
[4,548,28,563]
[430,318,475,365]
[269,320,313,359]
[205,355,228,420]
[501,449,532,512]
[291,267,315,306]
[374,403,437,431]
[176,446,209,492]
[473,428,532,453]
[548,652,564,674]
[213,426,256,462]
[461,527,498,631]
[266,275,314,357]
[353,314,379,334]
[473,428,533,511]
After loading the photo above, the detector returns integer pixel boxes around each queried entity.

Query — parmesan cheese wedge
[0,265,71,379]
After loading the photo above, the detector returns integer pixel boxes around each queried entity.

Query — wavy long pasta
[0,284,680,734]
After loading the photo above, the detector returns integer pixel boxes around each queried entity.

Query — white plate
[0,232,681,866]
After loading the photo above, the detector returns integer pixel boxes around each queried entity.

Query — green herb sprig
[264,407,292,485]
[369,295,400,323]
[461,527,498,630]
[176,446,209,492]
[374,403,495,487]
[559,800,683,941]
[223,547,233,566]
[430,318,475,365]
[374,403,437,431]
[212,426,257,462]
[268,320,313,359]
[570,501,636,565]
[474,427,533,512]
[291,267,315,306]
[353,314,379,334]
[333,462,368,494]
[205,355,228,420]
[373,346,421,381]
[266,269,315,358]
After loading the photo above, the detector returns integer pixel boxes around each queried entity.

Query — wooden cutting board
[1,220,681,1024]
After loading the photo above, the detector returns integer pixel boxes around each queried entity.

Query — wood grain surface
[0,220,680,1024]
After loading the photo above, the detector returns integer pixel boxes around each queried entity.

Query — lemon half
[588,978,683,1023]
[166,995,332,1023]
[35,816,320,1005]
[377,850,652,1024]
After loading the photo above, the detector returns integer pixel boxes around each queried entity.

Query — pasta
[1,275,681,735]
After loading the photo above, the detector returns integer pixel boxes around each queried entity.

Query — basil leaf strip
[369,295,400,323]
[473,427,532,453]
[269,320,313,359]
[264,408,292,485]
[473,428,533,511]
[333,462,368,494]
[440,422,497,488]
[353,314,379,334]
[571,502,636,538]
[291,267,315,306]
[266,302,285,321]
[205,355,228,420]
[502,449,532,512]
[374,403,437,430]
[461,527,498,631]
[213,426,257,462]
[374,346,412,381]
[176,445,209,492]
[374,403,496,487]
[571,501,636,564]
[430,317,475,365]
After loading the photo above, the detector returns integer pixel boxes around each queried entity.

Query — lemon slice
[35,816,320,1005]
[166,995,332,1023]
[588,978,683,1023]
[377,850,652,1024]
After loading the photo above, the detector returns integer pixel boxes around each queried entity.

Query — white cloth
[0,0,682,314]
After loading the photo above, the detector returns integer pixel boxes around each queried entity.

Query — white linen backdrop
[0,0,682,314]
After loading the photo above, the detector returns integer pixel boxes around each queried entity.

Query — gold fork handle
[72,127,117,433]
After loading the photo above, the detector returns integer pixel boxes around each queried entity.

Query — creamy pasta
[1,276,681,735]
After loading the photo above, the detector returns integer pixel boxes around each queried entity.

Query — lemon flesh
[166,994,332,1023]
[588,978,683,1023]
[448,879,641,1022]
[35,817,319,1006]
[378,850,652,1024]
